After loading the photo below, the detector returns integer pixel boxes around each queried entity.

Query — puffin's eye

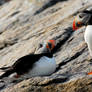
[79,13,86,18]
[79,15,83,18]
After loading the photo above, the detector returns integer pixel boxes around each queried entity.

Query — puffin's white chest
[23,56,56,78]
[84,25,92,55]
[84,25,92,43]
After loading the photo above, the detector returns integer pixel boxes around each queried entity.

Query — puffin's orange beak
[73,19,78,30]
[73,19,82,31]
[46,40,55,50]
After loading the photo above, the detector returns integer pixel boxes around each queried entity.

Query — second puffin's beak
[73,18,82,31]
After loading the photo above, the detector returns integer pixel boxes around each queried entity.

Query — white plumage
[84,25,92,56]
[22,56,56,78]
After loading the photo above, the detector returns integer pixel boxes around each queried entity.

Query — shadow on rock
[34,0,68,15]
[52,27,74,54]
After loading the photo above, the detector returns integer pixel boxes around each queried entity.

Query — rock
[0,0,92,92]
[2,76,92,92]
[0,0,12,5]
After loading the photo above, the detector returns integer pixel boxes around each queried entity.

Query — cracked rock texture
[0,0,92,92]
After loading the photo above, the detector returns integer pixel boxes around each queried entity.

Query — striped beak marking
[73,18,82,31]
[46,40,55,50]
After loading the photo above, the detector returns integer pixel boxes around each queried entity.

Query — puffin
[72,10,92,75]
[0,40,56,79]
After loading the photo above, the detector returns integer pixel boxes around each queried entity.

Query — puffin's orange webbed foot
[88,71,92,75]
[14,74,21,78]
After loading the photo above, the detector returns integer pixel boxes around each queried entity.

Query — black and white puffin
[73,10,92,75]
[0,40,56,79]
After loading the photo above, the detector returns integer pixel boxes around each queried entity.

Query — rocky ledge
[0,0,92,92]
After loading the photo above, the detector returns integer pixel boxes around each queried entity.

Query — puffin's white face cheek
[35,43,48,54]
[43,43,46,48]
[43,43,50,52]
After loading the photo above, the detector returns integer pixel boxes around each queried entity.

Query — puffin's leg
[14,73,21,78]
[9,73,21,78]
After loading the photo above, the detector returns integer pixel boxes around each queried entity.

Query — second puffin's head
[35,40,56,54]
[73,10,92,30]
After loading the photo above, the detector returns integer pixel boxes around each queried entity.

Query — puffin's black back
[13,53,44,75]
[0,53,53,79]
[15,53,53,74]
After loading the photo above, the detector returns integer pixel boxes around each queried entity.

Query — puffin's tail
[0,67,15,79]
[0,66,11,71]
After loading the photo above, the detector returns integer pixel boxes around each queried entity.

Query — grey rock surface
[0,0,92,92]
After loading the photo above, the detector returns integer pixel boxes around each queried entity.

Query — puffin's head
[35,40,55,54]
[73,10,92,30]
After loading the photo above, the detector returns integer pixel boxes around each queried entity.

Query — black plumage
[0,53,53,79]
